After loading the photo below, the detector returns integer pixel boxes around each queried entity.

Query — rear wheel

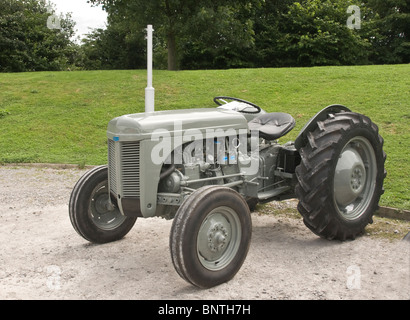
[170,186,252,288]
[69,165,137,244]
[295,112,386,240]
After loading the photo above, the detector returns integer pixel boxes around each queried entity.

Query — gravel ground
[0,165,409,300]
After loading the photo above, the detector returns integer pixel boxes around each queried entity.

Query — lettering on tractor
[69,26,386,288]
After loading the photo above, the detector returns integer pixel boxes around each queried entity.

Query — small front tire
[69,165,137,244]
[170,186,252,288]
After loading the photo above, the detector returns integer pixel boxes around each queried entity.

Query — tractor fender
[294,104,351,150]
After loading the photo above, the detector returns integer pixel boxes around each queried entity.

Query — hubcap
[334,147,366,206]
[197,207,241,271]
[333,137,377,221]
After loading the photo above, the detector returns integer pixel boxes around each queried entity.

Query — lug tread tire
[295,112,386,240]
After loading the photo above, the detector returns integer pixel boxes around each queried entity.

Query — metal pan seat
[248,113,296,140]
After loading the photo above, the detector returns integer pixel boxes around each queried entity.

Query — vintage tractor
[68,27,386,289]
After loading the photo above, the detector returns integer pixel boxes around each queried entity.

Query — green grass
[0,65,409,209]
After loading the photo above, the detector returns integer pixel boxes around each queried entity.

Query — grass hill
[0,65,408,209]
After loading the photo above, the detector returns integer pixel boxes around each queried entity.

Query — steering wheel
[214,96,262,114]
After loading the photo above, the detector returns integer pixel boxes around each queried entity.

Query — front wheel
[295,112,386,240]
[170,186,252,288]
[69,165,137,244]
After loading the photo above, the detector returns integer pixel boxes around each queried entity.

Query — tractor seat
[248,113,296,140]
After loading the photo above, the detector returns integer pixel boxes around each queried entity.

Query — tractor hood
[107,108,248,141]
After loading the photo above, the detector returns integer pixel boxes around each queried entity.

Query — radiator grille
[108,140,140,198]
[121,142,141,197]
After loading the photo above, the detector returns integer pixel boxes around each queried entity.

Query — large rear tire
[295,112,386,240]
[69,165,137,244]
[170,186,252,288]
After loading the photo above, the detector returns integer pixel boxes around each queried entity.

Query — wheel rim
[197,206,241,271]
[333,137,377,221]
[89,181,126,230]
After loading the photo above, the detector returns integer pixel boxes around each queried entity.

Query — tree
[179,3,258,69]
[364,0,410,63]
[79,24,146,70]
[88,0,259,70]
[0,0,77,72]
[82,0,407,70]
[275,0,371,67]
[250,0,295,67]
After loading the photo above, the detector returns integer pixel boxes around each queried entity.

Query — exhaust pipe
[145,25,155,113]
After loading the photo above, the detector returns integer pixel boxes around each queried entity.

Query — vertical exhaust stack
[145,25,155,113]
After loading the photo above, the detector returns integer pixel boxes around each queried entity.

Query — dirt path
[0,166,408,300]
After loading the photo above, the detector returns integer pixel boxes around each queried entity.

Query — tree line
[1,0,409,72]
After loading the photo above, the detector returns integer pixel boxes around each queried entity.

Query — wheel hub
[334,147,367,207]
[351,166,365,192]
[197,208,240,270]
[333,137,377,221]
[208,223,229,253]
[89,183,125,230]
[95,194,112,213]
